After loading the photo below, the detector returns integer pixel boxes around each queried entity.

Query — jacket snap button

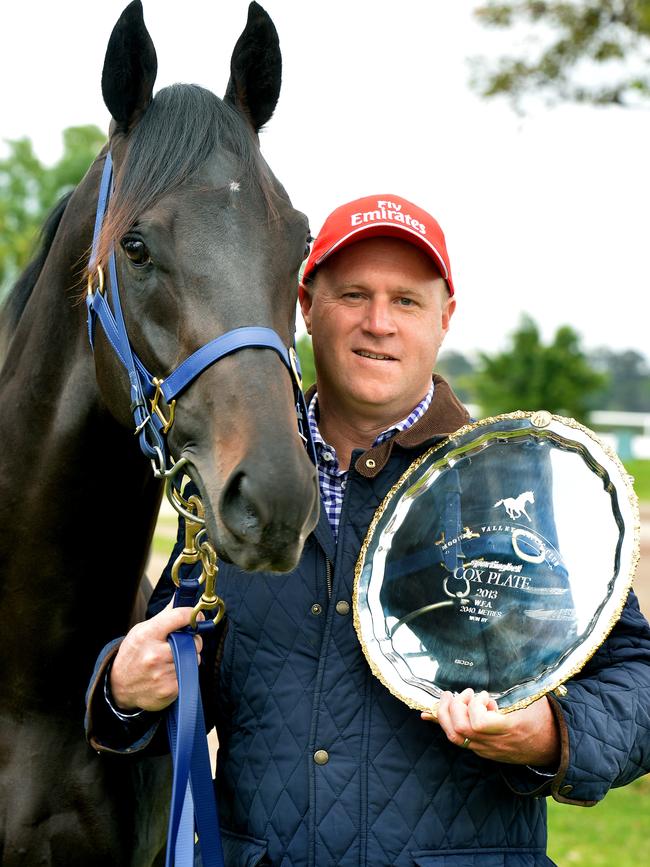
[311,603,322,616]
[313,749,329,765]
[335,600,350,615]
[365,458,376,469]
[559,784,573,795]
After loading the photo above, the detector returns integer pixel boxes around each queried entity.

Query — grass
[624,460,650,504]
[547,775,650,865]
[547,453,649,863]
[152,511,178,557]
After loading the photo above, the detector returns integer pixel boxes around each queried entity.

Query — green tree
[472,1,650,106]
[296,334,316,391]
[0,125,106,293]
[589,347,650,411]
[471,316,606,419]
[436,349,476,404]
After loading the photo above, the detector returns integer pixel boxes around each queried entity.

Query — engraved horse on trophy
[494,490,535,521]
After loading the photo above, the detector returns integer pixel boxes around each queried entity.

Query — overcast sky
[1,0,648,361]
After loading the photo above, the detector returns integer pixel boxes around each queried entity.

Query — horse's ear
[224,2,282,133]
[101,0,158,132]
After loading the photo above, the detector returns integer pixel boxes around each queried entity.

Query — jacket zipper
[325,558,332,598]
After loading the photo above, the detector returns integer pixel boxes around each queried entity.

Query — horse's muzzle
[216,460,319,572]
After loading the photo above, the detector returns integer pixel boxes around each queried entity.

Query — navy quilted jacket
[87,381,650,867]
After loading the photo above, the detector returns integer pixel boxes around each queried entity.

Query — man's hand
[109,606,203,713]
[422,688,560,767]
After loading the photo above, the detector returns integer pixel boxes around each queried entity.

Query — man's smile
[353,349,398,361]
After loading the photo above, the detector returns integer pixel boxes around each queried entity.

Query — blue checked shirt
[307,383,434,538]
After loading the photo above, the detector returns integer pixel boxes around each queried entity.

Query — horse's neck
[0,181,162,709]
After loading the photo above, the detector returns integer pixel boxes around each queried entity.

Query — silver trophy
[353,411,640,711]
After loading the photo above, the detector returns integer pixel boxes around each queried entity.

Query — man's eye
[121,238,151,266]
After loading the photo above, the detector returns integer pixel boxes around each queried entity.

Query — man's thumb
[148,604,196,638]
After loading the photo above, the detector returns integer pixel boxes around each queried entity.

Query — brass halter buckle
[150,377,176,434]
[190,527,226,629]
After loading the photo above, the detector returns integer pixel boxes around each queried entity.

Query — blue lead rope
[166,634,224,867]
[165,577,224,867]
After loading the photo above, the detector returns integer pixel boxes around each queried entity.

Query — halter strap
[161,326,294,403]
[88,150,114,273]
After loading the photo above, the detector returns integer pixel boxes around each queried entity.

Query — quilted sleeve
[85,636,165,754]
[548,589,650,804]
[85,503,192,754]
[502,589,650,806]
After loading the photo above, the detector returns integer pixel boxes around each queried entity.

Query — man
[87,194,650,866]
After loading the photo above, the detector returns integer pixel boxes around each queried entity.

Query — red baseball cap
[301,194,455,296]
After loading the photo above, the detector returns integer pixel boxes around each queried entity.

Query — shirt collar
[307,382,435,461]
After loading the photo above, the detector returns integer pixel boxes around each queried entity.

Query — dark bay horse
[0,2,318,863]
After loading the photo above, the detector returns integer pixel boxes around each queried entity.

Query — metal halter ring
[288,346,302,389]
[86,263,105,297]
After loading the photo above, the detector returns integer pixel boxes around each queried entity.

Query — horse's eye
[304,233,313,259]
[121,238,151,266]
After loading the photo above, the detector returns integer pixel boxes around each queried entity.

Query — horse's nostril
[220,471,264,544]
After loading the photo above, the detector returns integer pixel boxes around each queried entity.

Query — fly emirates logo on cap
[350,199,427,235]
[301,193,455,295]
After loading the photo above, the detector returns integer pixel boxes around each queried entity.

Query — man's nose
[363,299,396,335]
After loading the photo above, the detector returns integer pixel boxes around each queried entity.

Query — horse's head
[92,1,319,571]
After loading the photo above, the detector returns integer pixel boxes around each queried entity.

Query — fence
[589,411,650,461]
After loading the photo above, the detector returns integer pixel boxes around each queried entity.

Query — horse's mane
[96,83,276,266]
[0,192,73,335]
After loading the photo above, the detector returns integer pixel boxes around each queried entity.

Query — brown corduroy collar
[304,374,470,478]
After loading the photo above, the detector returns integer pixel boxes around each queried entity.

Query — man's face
[299,236,455,420]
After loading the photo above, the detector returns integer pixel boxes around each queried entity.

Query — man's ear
[298,283,313,335]
[440,293,456,342]
[443,295,456,330]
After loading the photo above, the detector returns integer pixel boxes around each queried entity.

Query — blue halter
[86,151,316,867]
[86,151,316,475]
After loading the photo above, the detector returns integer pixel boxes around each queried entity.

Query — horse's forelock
[94,84,277,268]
